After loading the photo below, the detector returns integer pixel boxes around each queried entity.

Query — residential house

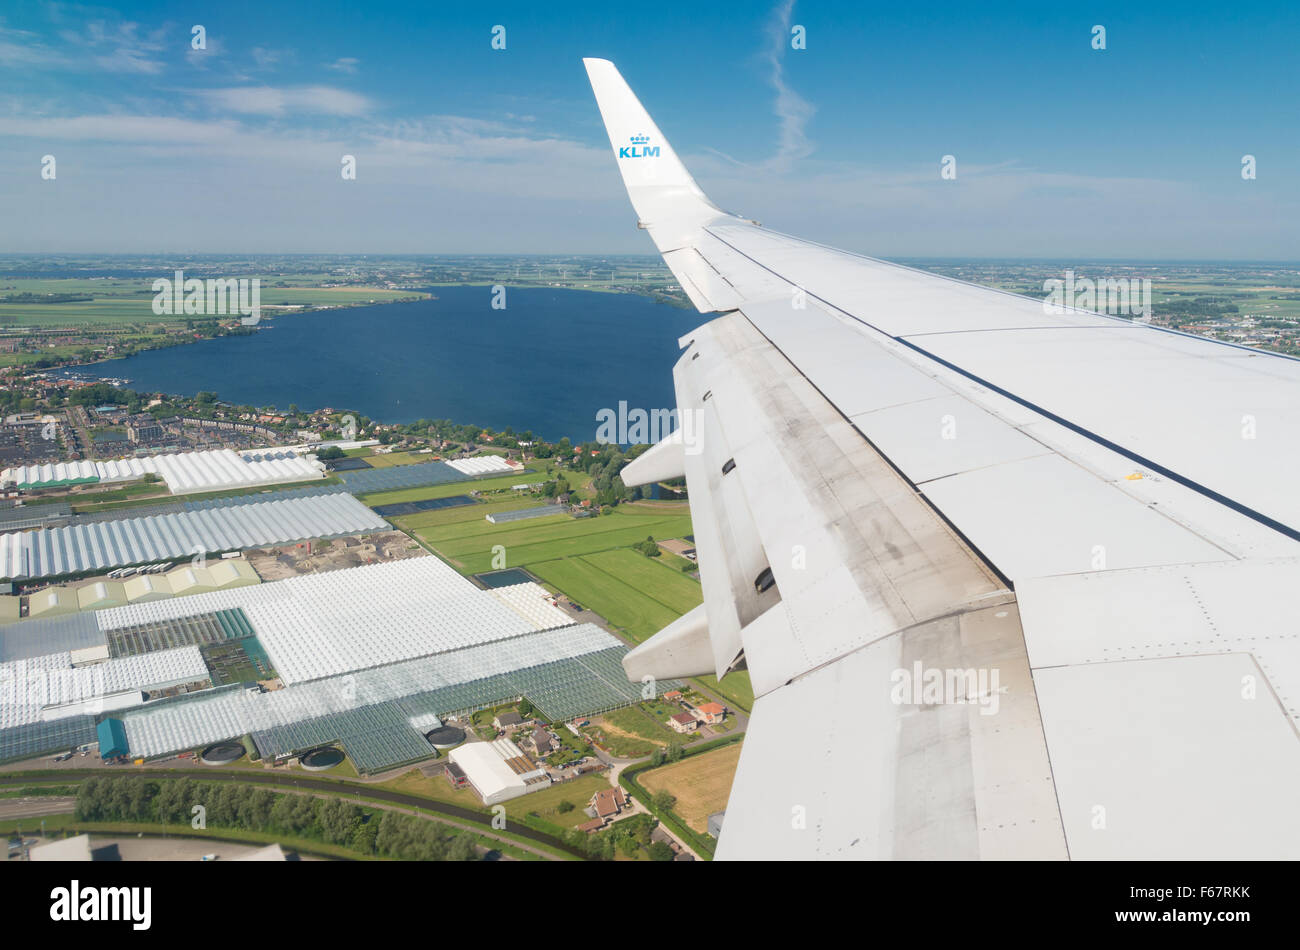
[532,727,555,755]
[669,712,699,734]
[694,702,726,725]
[589,786,628,822]
[493,711,524,730]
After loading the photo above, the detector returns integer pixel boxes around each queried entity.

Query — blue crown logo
[629,134,650,145]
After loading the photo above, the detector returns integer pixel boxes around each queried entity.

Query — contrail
[762,0,814,171]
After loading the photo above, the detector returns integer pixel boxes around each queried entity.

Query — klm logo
[619,134,659,159]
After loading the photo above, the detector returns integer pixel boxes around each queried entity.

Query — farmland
[413,502,694,575]
[0,278,425,327]
[639,742,743,834]
[356,472,541,507]
[372,486,699,644]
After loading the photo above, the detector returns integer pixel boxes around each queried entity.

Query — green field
[580,549,702,615]
[695,671,755,714]
[600,702,691,745]
[378,766,608,832]
[532,556,699,643]
[392,496,549,531]
[399,488,741,710]
[0,279,426,328]
[394,496,698,643]
[356,472,539,506]
[513,773,611,829]
[362,450,435,468]
[417,504,693,574]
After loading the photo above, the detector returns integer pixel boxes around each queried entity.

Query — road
[0,769,584,860]
[0,796,76,821]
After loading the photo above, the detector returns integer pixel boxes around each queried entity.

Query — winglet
[583,58,732,252]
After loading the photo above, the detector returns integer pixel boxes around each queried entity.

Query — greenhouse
[0,491,387,581]
[336,461,468,493]
[1,448,325,495]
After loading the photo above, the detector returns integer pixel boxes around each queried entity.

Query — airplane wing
[583,58,1300,860]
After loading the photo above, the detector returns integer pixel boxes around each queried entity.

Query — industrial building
[447,738,549,805]
[29,834,93,861]
[97,718,128,759]
[486,504,569,524]
[22,561,262,618]
[0,554,683,773]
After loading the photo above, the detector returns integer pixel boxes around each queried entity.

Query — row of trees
[647,743,686,766]
[74,776,478,861]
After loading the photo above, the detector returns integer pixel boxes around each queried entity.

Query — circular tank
[426,726,466,750]
[200,742,245,766]
[300,746,345,771]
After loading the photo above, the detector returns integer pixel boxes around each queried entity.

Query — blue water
[77,286,702,442]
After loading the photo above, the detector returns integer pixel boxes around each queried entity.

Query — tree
[648,840,674,862]
[447,834,477,861]
[350,818,379,855]
[652,790,677,812]
[318,797,361,844]
[557,800,576,814]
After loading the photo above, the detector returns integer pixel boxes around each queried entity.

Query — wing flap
[718,600,1067,860]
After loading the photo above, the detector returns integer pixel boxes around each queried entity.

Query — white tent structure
[447,740,546,805]
[445,456,513,476]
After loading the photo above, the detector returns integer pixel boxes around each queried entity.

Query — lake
[75,286,704,442]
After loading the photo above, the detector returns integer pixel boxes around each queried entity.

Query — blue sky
[1,0,1297,258]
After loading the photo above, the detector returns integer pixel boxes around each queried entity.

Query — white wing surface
[584,58,1300,860]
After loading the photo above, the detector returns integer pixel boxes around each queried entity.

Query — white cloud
[761,0,814,171]
[193,85,374,117]
[250,47,281,69]
[92,47,163,75]
[0,29,61,68]
[328,57,359,74]
[60,18,167,75]
[0,17,163,73]
[0,113,242,144]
